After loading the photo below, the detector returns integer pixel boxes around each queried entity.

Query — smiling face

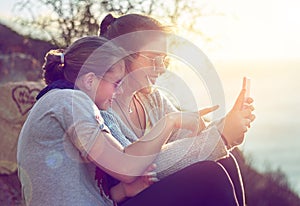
[127,36,168,94]
[94,60,125,110]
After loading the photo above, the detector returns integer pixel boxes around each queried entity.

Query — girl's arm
[110,164,158,203]
[87,111,202,183]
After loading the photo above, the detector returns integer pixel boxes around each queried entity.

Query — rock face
[0,81,45,174]
[0,23,56,85]
[0,24,56,63]
[0,53,42,84]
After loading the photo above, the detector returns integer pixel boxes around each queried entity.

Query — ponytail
[100,13,116,36]
[42,49,65,85]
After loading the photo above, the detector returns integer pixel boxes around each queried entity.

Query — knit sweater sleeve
[154,126,229,179]
[138,89,229,178]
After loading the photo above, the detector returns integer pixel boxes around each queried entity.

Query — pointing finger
[199,105,219,116]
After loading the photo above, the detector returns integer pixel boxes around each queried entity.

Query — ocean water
[157,58,300,196]
[216,59,300,196]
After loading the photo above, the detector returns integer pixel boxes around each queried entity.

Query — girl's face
[127,37,167,94]
[95,60,125,110]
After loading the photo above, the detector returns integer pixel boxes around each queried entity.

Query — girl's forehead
[141,51,166,57]
[140,36,167,53]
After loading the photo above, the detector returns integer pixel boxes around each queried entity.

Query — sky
[0,0,300,60]
[195,0,300,60]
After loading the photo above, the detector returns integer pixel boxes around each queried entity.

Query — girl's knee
[191,160,224,173]
[188,161,233,184]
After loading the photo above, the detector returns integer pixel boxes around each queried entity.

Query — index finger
[199,105,219,116]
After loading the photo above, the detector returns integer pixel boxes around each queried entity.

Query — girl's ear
[85,72,97,90]
[76,72,97,91]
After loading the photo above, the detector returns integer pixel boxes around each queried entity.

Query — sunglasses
[138,53,169,69]
[98,76,123,90]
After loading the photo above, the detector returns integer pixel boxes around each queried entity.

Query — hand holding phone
[243,77,251,102]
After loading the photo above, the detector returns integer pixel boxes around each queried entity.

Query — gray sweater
[17,89,114,206]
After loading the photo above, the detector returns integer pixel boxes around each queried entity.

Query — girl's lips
[148,76,158,84]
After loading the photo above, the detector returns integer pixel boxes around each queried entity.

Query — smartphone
[243,77,251,101]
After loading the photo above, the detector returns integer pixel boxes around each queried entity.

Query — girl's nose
[154,56,168,74]
[155,64,166,75]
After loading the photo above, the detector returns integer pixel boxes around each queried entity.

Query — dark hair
[99,13,170,39]
[42,36,126,85]
[99,14,172,69]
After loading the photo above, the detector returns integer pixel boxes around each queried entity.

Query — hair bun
[42,49,66,84]
[100,13,116,36]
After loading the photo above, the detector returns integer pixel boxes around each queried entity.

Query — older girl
[99,13,256,206]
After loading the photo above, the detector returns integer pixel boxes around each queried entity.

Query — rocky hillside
[0,23,56,85]
[233,149,300,206]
